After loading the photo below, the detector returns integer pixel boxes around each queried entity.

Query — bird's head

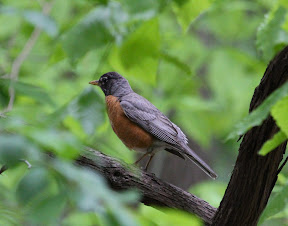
[89,72,133,97]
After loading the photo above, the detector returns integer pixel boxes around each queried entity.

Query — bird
[89,72,217,179]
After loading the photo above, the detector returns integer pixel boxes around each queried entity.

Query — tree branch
[76,148,217,225]
[212,46,288,225]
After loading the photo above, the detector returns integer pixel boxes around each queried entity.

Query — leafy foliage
[272,96,288,136]
[258,131,287,156]
[257,4,288,62]
[62,2,126,62]
[0,0,288,225]
[110,18,160,84]
[259,182,288,224]
[258,96,288,155]
[172,0,213,32]
[0,6,58,37]
[227,81,288,140]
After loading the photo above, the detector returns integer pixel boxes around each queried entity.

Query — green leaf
[23,10,58,37]
[47,88,105,136]
[258,96,288,155]
[110,18,160,85]
[256,6,287,61]
[27,129,81,159]
[227,81,288,140]
[62,2,128,62]
[259,183,288,224]
[0,135,27,167]
[119,0,160,16]
[160,52,192,75]
[63,116,86,140]
[0,79,55,106]
[49,43,67,65]
[258,131,287,156]
[106,205,139,226]
[0,205,19,225]
[62,212,100,226]
[138,205,201,226]
[16,168,49,204]
[28,193,66,224]
[53,160,139,226]
[69,87,105,135]
[271,96,288,136]
[172,0,213,32]
[0,7,58,37]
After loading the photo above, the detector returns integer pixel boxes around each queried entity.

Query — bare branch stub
[212,46,288,226]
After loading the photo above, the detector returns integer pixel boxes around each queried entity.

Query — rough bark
[76,149,217,224]
[212,46,288,225]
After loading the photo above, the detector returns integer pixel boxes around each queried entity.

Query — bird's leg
[134,152,150,165]
[144,153,155,171]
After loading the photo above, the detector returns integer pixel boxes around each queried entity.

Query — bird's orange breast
[105,95,154,150]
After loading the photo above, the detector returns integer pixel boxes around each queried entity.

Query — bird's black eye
[101,77,108,83]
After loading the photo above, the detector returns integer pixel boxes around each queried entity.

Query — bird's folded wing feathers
[120,93,218,179]
[120,93,188,146]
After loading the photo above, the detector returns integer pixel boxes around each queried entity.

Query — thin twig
[1,1,53,114]
[20,159,32,169]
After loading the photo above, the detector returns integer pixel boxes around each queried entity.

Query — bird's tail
[182,144,217,179]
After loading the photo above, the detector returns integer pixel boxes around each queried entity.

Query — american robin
[89,72,217,179]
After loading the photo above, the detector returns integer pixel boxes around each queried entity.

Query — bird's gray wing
[119,93,188,147]
[120,93,218,179]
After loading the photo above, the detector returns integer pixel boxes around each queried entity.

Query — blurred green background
[0,0,288,225]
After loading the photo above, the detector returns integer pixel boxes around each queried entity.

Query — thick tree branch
[76,149,217,224]
[212,46,288,225]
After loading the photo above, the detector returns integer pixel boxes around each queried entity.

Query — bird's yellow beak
[89,80,99,86]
